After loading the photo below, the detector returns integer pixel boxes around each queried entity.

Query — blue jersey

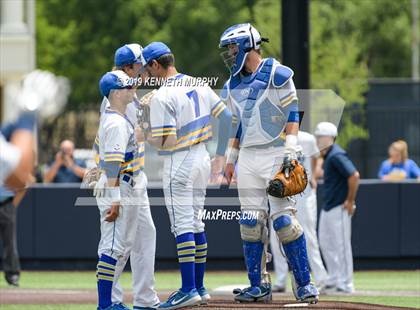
[323,144,357,211]
[378,159,420,180]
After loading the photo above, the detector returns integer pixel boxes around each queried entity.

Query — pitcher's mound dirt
[0,289,415,309]
[198,300,413,310]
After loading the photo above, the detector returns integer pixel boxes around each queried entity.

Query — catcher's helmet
[219,23,268,76]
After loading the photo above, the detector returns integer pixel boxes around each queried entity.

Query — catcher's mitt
[136,90,156,135]
[267,159,308,198]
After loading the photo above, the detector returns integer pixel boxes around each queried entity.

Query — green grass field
[1,270,420,309]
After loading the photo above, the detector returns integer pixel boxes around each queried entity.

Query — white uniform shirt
[98,109,142,176]
[150,74,226,154]
[96,96,145,169]
[298,131,320,196]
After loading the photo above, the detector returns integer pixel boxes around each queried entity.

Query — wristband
[226,147,239,164]
[107,187,121,203]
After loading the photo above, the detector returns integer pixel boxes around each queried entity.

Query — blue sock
[176,232,196,293]
[96,254,117,309]
[243,240,264,287]
[194,232,207,289]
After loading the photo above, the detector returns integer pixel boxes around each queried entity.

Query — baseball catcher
[220,23,319,304]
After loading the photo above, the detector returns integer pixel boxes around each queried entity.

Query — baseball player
[314,122,359,294]
[141,42,232,309]
[219,23,319,303]
[269,131,328,292]
[95,69,158,310]
[0,70,69,289]
[0,70,69,189]
[92,44,160,310]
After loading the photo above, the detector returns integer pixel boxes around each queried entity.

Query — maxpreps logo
[197,209,259,221]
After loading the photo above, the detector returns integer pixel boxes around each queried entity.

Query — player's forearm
[146,133,177,149]
[285,121,298,136]
[310,157,317,173]
[283,99,299,136]
[215,108,232,156]
[226,138,240,164]
[346,171,360,202]
[71,165,86,178]
[6,130,35,189]
[107,177,119,188]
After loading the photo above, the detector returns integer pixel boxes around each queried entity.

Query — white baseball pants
[237,146,294,217]
[96,171,159,308]
[162,143,210,237]
[319,205,354,293]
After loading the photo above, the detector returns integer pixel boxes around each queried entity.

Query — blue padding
[259,98,286,138]
[239,216,257,226]
[230,74,241,89]
[273,215,291,231]
[243,240,264,287]
[273,65,293,87]
[282,234,311,287]
[260,58,274,73]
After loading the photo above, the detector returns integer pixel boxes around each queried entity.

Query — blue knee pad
[272,214,303,243]
[239,215,264,287]
[273,214,292,231]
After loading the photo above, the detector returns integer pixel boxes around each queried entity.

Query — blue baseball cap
[114,43,145,67]
[99,70,132,97]
[142,42,172,64]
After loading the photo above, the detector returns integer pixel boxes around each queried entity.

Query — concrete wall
[4,181,419,270]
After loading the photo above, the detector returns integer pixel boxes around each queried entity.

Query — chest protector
[223,58,293,147]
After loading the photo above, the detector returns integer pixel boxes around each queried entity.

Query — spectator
[378,140,420,181]
[43,140,86,183]
[314,122,360,294]
[0,70,69,286]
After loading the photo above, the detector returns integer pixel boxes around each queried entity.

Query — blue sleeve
[408,159,420,178]
[331,153,357,178]
[283,100,299,123]
[0,112,36,140]
[378,160,389,178]
[103,161,121,179]
[215,108,232,156]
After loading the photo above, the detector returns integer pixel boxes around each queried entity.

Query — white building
[0,0,36,122]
